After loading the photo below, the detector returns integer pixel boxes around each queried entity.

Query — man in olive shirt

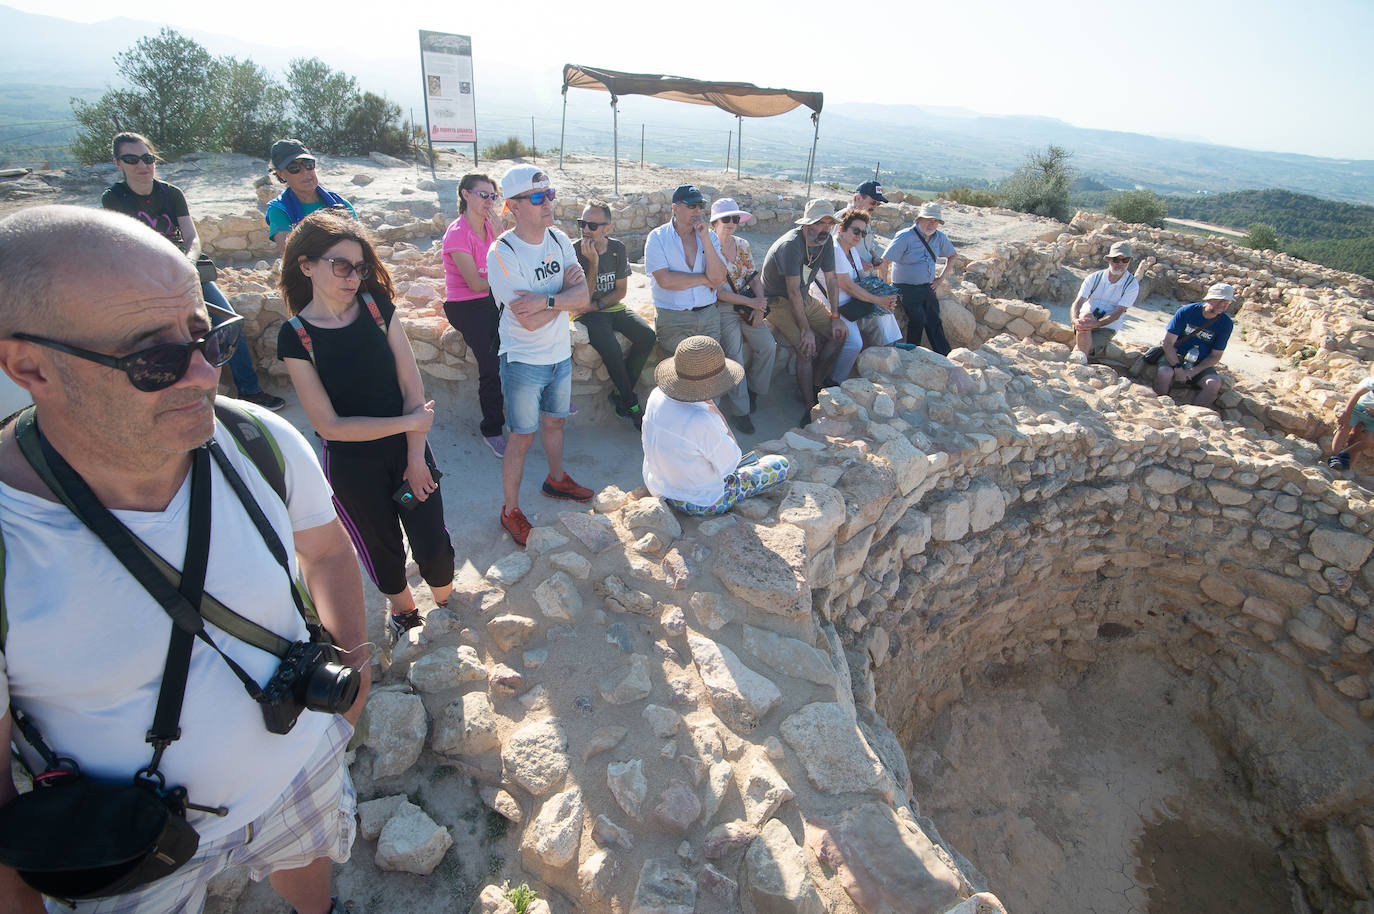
[573,201,656,428]
[762,199,849,426]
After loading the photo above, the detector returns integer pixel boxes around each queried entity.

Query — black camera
[259,640,361,735]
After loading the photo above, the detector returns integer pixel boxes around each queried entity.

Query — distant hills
[2,4,1373,208]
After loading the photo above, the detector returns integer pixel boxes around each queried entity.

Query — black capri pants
[896,282,951,355]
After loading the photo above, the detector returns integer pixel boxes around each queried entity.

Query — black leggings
[444,295,505,438]
[896,282,950,355]
[322,437,454,596]
[576,308,657,406]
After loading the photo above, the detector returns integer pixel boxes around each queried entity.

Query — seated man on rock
[642,336,790,516]
[1152,282,1236,408]
[1069,240,1139,364]
[1327,374,1374,471]
[573,200,656,429]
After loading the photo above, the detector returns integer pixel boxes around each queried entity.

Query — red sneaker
[541,473,593,502]
[501,506,533,546]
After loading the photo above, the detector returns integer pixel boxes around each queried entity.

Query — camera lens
[302,660,361,714]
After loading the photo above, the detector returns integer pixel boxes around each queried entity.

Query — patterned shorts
[50,716,357,914]
[667,454,791,516]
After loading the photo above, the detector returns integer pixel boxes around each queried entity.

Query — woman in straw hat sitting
[642,336,791,516]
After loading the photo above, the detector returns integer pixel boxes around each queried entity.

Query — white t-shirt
[1077,269,1139,332]
[641,388,742,506]
[0,403,337,842]
[831,239,865,307]
[487,227,578,365]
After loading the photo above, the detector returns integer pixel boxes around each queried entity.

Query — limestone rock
[534,571,583,622]
[643,704,683,738]
[594,484,631,513]
[468,885,516,914]
[623,496,683,542]
[777,482,847,554]
[779,702,890,797]
[928,492,970,542]
[701,760,734,825]
[376,801,453,875]
[745,819,824,914]
[652,779,702,834]
[593,813,635,850]
[502,718,570,796]
[432,691,500,757]
[408,644,486,692]
[704,820,759,861]
[582,725,629,761]
[599,575,657,615]
[714,523,809,616]
[742,624,835,685]
[600,654,653,704]
[807,802,963,914]
[740,754,795,826]
[630,858,696,914]
[525,526,569,554]
[1310,527,1374,571]
[358,793,407,841]
[689,591,734,631]
[967,482,1006,534]
[486,550,532,584]
[1143,467,1191,495]
[561,511,620,553]
[364,689,427,779]
[836,461,898,542]
[486,614,537,653]
[521,786,583,870]
[688,631,783,732]
[579,848,618,900]
[608,758,648,820]
[549,550,592,580]
[877,436,930,496]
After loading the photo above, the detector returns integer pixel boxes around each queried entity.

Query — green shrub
[1243,222,1279,251]
[998,145,1074,222]
[502,881,539,914]
[1106,189,1167,227]
[943,186,998,207]
[482,136,536,160]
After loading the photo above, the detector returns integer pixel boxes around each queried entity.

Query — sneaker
[501,505,533,546]
[242,391,286,411]
[483,434,507,458]
[387,608,422,646]
[728,412,755,434]
[1068,350,1089,365]
[626,402,644,431]
[608,389,628,416]
[1329,452,1351,471]
[542,472,593,502]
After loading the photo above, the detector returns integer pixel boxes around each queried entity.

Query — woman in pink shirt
[442,173,507,456]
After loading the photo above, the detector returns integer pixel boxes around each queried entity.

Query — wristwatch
[546,296,555,311]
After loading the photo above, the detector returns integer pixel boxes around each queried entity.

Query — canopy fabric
[562,64,822,118]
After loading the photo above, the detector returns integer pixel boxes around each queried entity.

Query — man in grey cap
[762,199,850,425]
[1152,282,1236,407]
[880,202,956,354]
[1068,240,1139,364]
[264,139,357,255]
[851,180,887,270]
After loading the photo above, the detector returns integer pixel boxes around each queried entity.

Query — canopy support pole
[611,95,619,196]
[805,112,821,198]
[737,114,742,179]
[558,85,568,170]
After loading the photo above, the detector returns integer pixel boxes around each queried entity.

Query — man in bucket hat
[1068,240,1140,364]
[1152,282,1237,407]
[879,201,957,354]
[761,199,852,426]
[641,336,790,515]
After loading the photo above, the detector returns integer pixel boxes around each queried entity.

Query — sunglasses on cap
[576,219,609,230]
[311,256,372,280]
[514,189,556,205]
[116,153,157,166]
[282,160,316,174]
[14,305,243,393]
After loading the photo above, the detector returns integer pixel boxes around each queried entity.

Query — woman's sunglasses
[283,160,316,174]
[117,154,157,165]
[13,305,243,392]
[469,190,498,201]
[312,256,372,280]
[716,215,741,224]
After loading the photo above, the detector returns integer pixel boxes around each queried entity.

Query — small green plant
[1243,222,1279,251]
[943,186,998,208]
[502,880,539,913]
[1106,189,1167,227]
[482,135,535,160]
[484,807,510,841]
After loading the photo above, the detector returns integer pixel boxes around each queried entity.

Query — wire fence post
[736,114,742,180]
[531,115,537,162]
[641,123,645,168]
[724,130,731,173]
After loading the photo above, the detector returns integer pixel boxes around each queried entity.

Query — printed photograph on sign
[419,30,477,144]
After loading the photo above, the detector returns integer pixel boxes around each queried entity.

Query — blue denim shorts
[501,355,571,434]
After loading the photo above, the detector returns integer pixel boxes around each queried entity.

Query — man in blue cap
[851,180,888,271]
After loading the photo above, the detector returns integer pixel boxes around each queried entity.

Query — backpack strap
[214,398,286,504]
[287,315,315,366]
[360,291,388,335]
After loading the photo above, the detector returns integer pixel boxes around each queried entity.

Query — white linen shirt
[641,388,742,505]
[644,221,715,311]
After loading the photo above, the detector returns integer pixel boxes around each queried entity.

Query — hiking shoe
[243,390,286,411]
[387,608,422,647]
[1068,350,1089,365]
[626,402,644,431]
[483,434,507,458]
[501,506,533,546]
[728,412,755,435]
[608,389,627,415]
[542,472,593,502]
[1329,452,1351,471]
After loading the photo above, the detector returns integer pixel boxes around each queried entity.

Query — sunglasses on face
[471,190,498,201]
[312,256,372,280]
[680,201,707,210]
[283,160,316,174]
[849,226,868,236]
[515,189,556,205]
[1110,257,1131,264]
[577,219,609,230]
[117,154,157,166]
[14,306,243,393]
[716,215,741,225]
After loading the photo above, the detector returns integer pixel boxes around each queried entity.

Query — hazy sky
[25,0,1374,159]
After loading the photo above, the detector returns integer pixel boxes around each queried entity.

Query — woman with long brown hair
[276,211,454,646]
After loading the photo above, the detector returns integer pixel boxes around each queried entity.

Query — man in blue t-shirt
[1152,282,1236,407]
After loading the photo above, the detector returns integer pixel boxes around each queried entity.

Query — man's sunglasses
[312,256,372,280]
[679,201,707,210]
[282,160,316,174]
[576,219,609,230]
[716,215,741,225]
[116,154,157,166]
[14,305,243,393]
[514,189,556,205]
[1110,256,1131,264]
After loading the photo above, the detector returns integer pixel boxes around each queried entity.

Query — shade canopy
[561,64,822,118]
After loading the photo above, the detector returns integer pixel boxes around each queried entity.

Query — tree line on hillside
[69,28,413,164]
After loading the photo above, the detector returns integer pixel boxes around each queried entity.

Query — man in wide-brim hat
[641,336,791,515]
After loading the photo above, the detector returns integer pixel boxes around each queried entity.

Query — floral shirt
[718,235,755,293]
